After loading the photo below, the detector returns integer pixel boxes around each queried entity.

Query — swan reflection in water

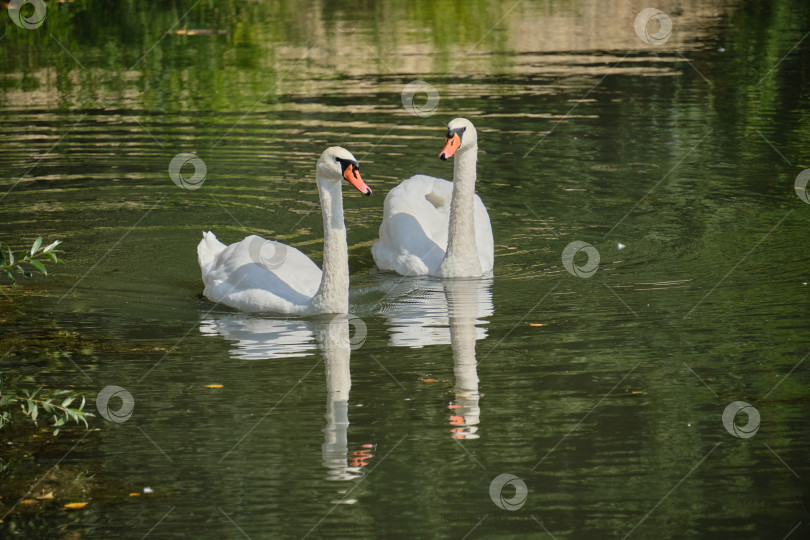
[379,277,493,439]
[200,314,373,481]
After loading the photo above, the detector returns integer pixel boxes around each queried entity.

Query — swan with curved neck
[197,147,371,315]
[372,118,494,277]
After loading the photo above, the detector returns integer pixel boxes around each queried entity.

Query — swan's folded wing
[373,175,452,275]
[200,235,323,312]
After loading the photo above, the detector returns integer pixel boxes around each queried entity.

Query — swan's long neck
[310,177,349,314]
[441,145,482,277]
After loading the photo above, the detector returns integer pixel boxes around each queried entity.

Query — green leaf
[44,252,59,262]
[61,397,75,408]
[6,247,13,266]
[42,240,60,253]
[29,259,47,275]
[31,237,42,255]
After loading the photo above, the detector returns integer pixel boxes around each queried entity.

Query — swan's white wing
[372,175,494,276]
[373,175,451,276]
[198,232,322,314]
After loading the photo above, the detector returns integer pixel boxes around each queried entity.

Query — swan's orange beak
[439,133,461,160]
[344,163,372,196]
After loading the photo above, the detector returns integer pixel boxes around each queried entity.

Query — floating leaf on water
[20,499,38,505]
[64,502,88,510]
[168,29,228,35]
[36,491,54,500]
[204,384,224,388]
[129,492,140,497]
[420,379,438,383]
[529,323,547,327]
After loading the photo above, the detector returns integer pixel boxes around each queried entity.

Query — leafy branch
[0,378,93,436]
[0,237,62,288]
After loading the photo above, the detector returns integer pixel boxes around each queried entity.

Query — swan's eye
[447,126,466,140]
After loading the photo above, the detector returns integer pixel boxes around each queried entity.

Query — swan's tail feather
[197,231,226,274]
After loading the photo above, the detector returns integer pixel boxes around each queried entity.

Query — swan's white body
[197,147,370,315]
[372,175,493,276]
[372,118,494,278]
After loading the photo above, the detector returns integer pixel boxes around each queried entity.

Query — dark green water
[1,0,809,538]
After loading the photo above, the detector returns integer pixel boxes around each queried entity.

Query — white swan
[197,147,372,315]
[372,118,494,277]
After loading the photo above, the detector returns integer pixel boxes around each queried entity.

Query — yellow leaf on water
[205,384,224,388]
[20,499,38,505]
[63,502,88,510]
[529,323,547,327]
[168,29,228,35]
[420,379,438,383]
[36,491,54,500]
[129,493,140,497]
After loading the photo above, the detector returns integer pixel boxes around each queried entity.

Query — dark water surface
[1,1,809,538]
